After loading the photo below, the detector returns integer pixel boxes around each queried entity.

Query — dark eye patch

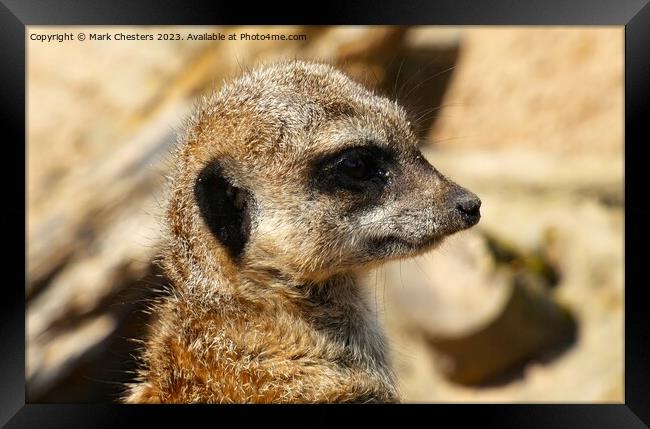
[311,144,395,196]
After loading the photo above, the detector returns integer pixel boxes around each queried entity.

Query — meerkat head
[169,60,480,286]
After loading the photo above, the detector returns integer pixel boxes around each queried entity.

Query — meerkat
[122,60,481,404]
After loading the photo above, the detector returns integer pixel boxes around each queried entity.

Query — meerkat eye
[338,151,377,181]
[311,145,394,195]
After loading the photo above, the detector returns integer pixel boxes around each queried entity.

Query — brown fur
[123,60,480,403]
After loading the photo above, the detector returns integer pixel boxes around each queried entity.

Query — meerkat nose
[455,194,482,226]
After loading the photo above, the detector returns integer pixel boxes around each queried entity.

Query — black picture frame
[3,1,648,427]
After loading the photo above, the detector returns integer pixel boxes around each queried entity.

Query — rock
[383,229,576,386]
[385,232,510,338]
[427,281,577,385]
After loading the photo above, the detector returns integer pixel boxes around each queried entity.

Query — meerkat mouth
[366,234,442,255]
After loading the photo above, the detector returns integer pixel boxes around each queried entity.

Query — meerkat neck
[237,266,366,308]
[297,272,394,378]
[242,269,392,373]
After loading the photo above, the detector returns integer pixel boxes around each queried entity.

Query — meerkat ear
[193,160,252,260]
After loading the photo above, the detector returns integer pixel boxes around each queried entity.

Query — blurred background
[26,26,623,403]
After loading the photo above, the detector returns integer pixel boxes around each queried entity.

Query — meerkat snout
[125,60,481,403]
